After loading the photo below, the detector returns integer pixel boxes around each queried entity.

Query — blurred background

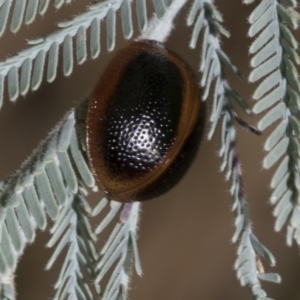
[0,0,299,299]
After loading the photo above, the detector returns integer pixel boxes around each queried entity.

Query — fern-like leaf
[0,0,74,37]
[46,189,98,300]
[0,1,128,105]
[0,106,95,279]
[248,0,300,248]
[93,201,142,299]
[0,0,176,108]
[188,1,280,298]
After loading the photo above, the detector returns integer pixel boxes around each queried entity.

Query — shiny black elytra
[86,40,205,202]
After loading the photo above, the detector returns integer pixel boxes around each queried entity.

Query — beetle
[86,40,205,202]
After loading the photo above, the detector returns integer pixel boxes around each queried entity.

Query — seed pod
[86,40,205,202]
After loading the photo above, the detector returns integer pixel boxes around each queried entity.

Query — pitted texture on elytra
[101,52,183,179]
